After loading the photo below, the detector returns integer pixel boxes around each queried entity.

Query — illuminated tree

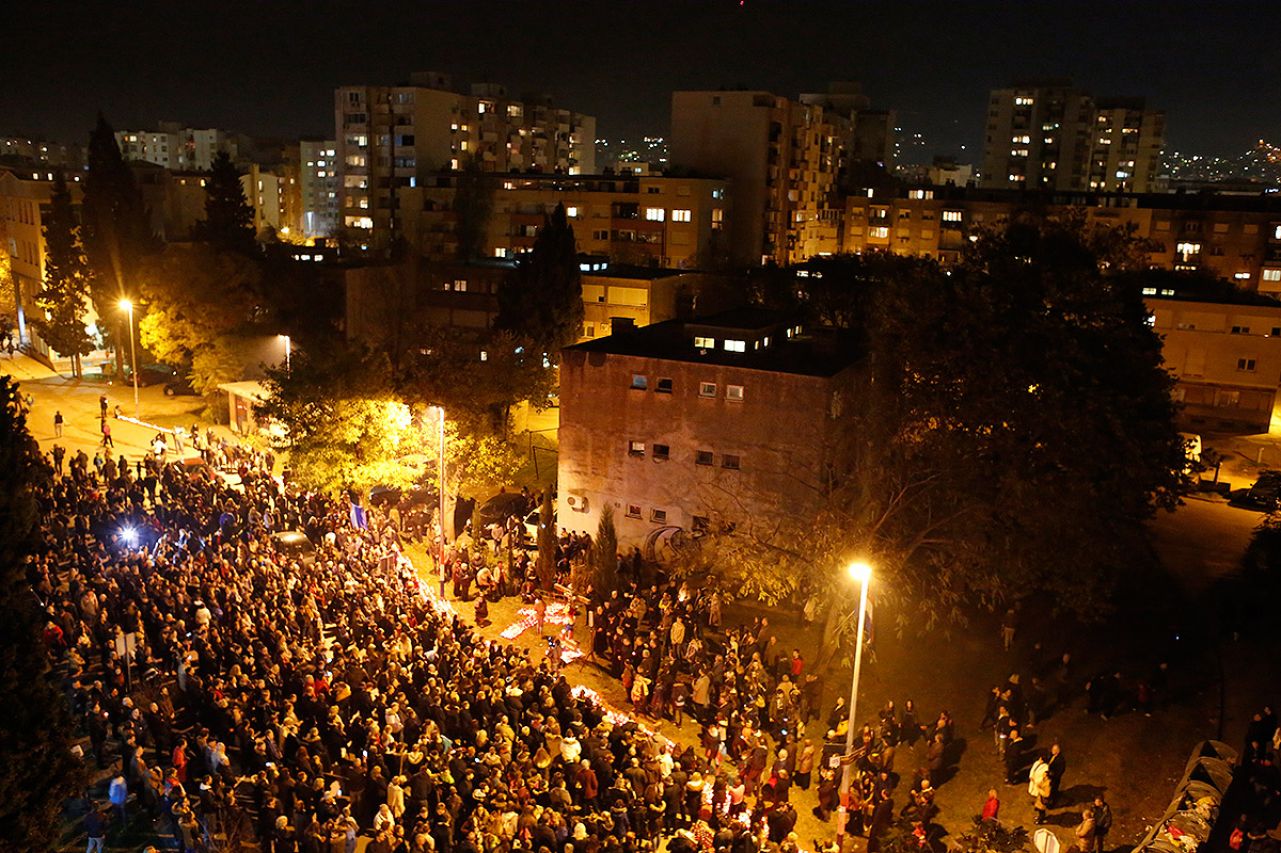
[29,171,93,376]
[591,505,619,596]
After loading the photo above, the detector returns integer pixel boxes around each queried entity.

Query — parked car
[164,374,197,396]
[270,530,316,565]
[1240,470,1281,512]
[521,503,556,542]
[477,491,533,529]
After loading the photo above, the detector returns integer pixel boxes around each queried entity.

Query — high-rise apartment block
[980,81,1164,192]
[670,90,845,266]
[115,122,237,172]
[334,72,596,247]
[300,139,339,239]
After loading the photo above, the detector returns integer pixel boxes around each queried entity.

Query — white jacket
[1028,758,1050,798]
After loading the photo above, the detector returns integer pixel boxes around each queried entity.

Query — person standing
[1092,794,1113,852]
[99,394,108,420]
[1027,752,1051,825]
[1047,743,1067,806]
[84,804,108,852]
[1001,610,1017,651]
[108,770,128,825]
[101,420,113,448]
[54,410,64,437]
[981,788,1000,822]
[1074,808,1096,853]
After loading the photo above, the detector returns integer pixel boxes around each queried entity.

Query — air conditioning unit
[566,495,589,512]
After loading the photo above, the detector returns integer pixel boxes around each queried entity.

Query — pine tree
[29,171,94,376]
[0,377,85,848]
[195,151,256,254]
[81,114,155,374]
[453,155,493,261]
[495,203,583,355]
[591,504,619,596]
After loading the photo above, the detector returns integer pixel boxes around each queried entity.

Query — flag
[350,503,368,530]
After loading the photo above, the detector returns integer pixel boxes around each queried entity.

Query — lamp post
[836,559,872,846]
[119,299,139,418]
[279,334,292,373]
[433,405,447,567]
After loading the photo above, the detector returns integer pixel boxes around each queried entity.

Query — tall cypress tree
[195,151,256,255]
[81,114,155,374]
[30,171,94,377]
[0,377,85,848]
[494,202,583,355]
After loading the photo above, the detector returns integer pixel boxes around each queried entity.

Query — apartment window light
[566,206,579,218]
[1262,269,1281,282]
[631,374,648,391]
[942,210,963,223]
[628,440,645,458]
[723,339,746,353]
[672,209,692,222]
[694,336,715,349]
[645,207,666,222]
[726,385,744,402]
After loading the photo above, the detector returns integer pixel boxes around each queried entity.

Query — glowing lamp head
[847,560,873,585]
[119,299,133,312]
[121,527,137,546]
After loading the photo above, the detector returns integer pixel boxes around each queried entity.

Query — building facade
[115,123,236,172]
[334,73,596,247]
[558,309,858,547]
[1148,295,1281,433]
[670,90,845,266]
[840,187,1281,285]
[980,82,1164,193]
[300,139,339,238]
[398,172,729,268]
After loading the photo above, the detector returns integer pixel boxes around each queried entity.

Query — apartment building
[0,168,84,351]
[115,123,236,171]
[1148,294,1281,433]
[980,82,1164,193]
[239,162,302,237]
[300,139,339,238]
[0,137,83,167]
[558,308,859,546]
[334,72,596,247]
[840,187,1281,284]
[670,90,845,266]
[398,172,729,268]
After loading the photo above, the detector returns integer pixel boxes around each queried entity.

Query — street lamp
[119,299,139,418]
[836,559,873,846]
[432,405,447,569]
[278,333,291,373]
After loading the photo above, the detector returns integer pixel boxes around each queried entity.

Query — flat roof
[567,311,860,378]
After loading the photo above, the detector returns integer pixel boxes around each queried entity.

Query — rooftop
[566,308,860,378]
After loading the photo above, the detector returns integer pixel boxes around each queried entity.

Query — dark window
[626,504,642,519]
[695,450,714,466]
[653,444,670,461]
[722,454,741,470]
[656,378,674,394]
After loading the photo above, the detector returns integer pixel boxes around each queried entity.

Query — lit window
[645,207,666,222]
[479,350,488,362]
[695,450,714,466]
[672,209,692,222]
[870,226,890,239]
[721,454,741,470]
[452,279,468,291]
[1234,272,1251,281]
[628,440,645,458]
[1263,269,1281,282]
[1274,225,1281,240]
[1176,242,1202,262]
[942,210,963,223]
[1014,96,1035,106]
[566,206,579,218]
[694,336,715,349]
[726,385,744,402]
[699,382,717,398]
[494,247,509,258]
[723,339,746,353]
[631,374,648,390]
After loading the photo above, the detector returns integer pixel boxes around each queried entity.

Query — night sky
[4,0,1277,160]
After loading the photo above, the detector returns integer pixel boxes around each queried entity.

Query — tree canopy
[685,219,1189,653]
[80,114,155,364]
[494,203,583,354]
[453,155,494,261]
[0,377,85,847]
[29,171,93,375]
[195,151,256,254]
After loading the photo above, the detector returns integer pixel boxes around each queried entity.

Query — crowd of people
[34,445,828,853]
